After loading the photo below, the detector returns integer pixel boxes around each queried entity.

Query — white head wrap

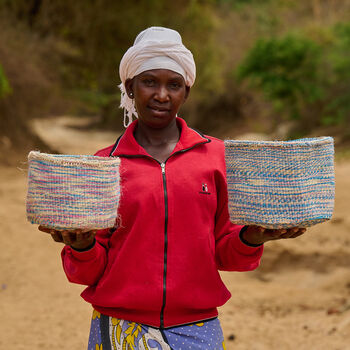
[119,26,196,127]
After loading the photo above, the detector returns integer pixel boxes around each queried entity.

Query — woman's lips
[148,105,170,112]
[148,106,170,117]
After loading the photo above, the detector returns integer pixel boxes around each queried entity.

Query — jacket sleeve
[213,167,264,271]
[61,228,111,286]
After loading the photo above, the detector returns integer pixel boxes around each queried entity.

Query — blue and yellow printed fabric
[88,310,226,350]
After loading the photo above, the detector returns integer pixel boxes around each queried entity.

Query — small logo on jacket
[199,183,211,195]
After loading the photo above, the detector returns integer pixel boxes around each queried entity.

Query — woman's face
[126,69,190,129]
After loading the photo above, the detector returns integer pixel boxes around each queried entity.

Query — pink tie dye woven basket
[26,151,121,230]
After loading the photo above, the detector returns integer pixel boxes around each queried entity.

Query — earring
[129,92,134,98]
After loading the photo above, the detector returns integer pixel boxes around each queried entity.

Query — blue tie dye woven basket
[26,151,121,230]
[224,137,335,228]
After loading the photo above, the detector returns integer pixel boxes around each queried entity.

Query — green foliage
[320,22,350,127]
[68,89,117,115]
[237,27,350,133]
[0,63,11,98]
[237,35,322,119]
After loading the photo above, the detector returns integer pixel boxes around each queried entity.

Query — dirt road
[1,116,349,349]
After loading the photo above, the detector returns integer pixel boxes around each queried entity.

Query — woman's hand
[241,225,306,246]
[38,226,97,250]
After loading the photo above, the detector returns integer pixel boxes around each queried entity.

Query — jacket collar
[110,117,210,157]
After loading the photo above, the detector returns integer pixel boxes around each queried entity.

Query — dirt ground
[0,117,349,350]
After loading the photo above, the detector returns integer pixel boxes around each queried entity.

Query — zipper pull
[161,163,165,174]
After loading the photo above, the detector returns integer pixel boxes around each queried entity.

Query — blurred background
[1,0,350,159]
[1,1,350,349]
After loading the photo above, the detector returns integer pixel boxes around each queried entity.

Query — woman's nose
[154,86,169,102]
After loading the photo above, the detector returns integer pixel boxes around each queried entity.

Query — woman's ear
[184,86,191,101]
[125,78,134,98]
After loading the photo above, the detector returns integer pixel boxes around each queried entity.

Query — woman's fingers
[261,227,306,241]
[288,227,306,238]
[275,227,306,240]
[252,225,265,233]
[38,226,99,247]
[51,232,64,242]
[70,230,97,250]
[39,226,64,242]
[75,230,84,242]
[38,225,54,234]
[263,228,287,240]
[61,230,74,245]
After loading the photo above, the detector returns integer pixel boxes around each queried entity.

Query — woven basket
[224,137,335,228]
[26,151,121,230]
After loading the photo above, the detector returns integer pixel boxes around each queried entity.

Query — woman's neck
[134,118,180,147]
[133,118,181,163]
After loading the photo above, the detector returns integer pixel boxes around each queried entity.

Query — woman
[39,27,306,350]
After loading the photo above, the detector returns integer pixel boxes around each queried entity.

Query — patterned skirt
[88,309,226,350]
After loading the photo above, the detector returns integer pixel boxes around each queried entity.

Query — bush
[237,35,322,120]
[321,23,350,129]
[237,26,350,139]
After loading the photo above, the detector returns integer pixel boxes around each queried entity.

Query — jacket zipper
[158,142,212,327]
[159,162,168,328]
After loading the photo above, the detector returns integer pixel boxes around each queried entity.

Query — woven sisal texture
[224,137,335,228]
[26,151,121,230]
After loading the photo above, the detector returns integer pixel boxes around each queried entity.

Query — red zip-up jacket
[61,117,263,328]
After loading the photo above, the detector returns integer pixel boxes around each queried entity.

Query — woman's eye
[169,82,181,89]
[143,79,155,86]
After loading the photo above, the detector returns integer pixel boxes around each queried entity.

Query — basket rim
[28,151,120,168]
[224,136,333,148]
